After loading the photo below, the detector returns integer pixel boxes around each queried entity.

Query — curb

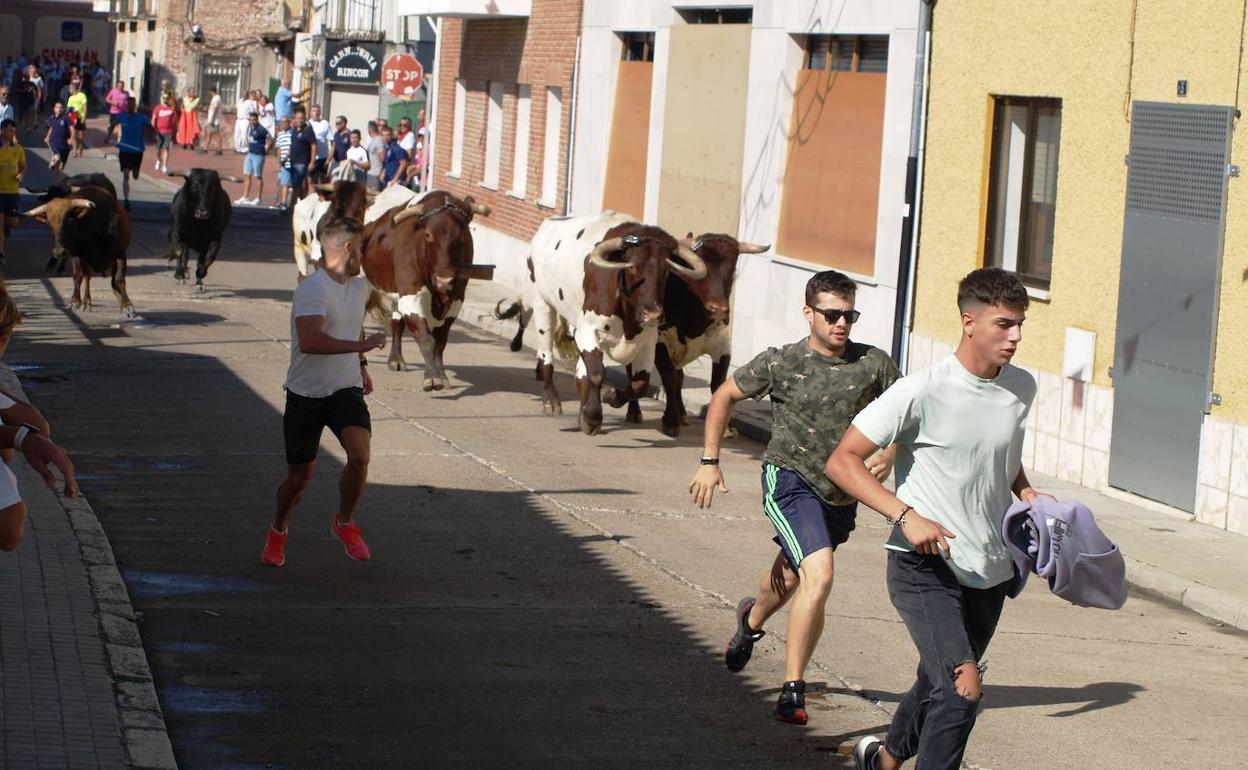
[455,295,1248,633]
[2,363,177,770]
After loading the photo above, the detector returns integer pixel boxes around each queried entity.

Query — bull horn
[315,183,336,193]
[68,198,96,211]
[471,202,491,216]
[365,188,380,197]
[392,207,423,226]
[21,203,49,217]
[667,243,708,280]
[737,241,770,254]
[165,169,188,178]
[222,175,245,183]
[22,185,48,194]
[587,237,629,271]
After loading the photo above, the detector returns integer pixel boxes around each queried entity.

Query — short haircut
[0,118,14,131]
[321,217,362,249]
[957,267,1029,312]
[292,106,306,116]
[336,115,347,124]
[350,129,361,138]
[805,269,857,305]
[367,120,378,132]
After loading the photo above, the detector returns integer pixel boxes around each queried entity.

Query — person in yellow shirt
[66,81,88,158]
[0,118,27,266]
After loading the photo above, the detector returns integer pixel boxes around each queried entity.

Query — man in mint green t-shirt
[828,267,1049,770]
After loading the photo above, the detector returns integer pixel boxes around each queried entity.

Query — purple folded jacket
[1001,497,1128,610]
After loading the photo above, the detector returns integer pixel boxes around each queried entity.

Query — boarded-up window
[602,38,654,219]
[776,35,889,275]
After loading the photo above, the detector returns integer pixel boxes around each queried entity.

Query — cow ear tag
[622,234,641,247]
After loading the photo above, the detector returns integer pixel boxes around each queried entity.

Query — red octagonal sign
[383,53,425,99]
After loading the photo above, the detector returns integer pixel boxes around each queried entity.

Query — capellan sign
[324,41,383,84]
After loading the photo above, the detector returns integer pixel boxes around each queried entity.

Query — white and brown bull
[358,190,492,390]
[517,211,707,435]
[652,233,769,436]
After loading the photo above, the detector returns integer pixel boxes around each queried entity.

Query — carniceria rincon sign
[324,41,383,84]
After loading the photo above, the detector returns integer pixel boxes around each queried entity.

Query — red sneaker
[262,527,287,567]
[332,519,371,561]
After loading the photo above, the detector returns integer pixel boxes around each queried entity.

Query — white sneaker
[233,196,249,205]
[248,197,261,206]
[155,160,162,172]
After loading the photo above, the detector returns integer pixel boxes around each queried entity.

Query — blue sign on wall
[61,22,84,42]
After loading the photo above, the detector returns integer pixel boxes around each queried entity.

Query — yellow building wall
[914,0,1248,421]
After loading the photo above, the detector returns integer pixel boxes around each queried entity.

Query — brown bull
[359,191,490,391]
[23,186,135,316]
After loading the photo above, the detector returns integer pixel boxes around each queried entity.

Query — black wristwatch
[700,457,719,466]
[359,359,368,368]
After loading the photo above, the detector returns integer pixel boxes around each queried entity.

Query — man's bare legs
[0,501,28,551]
[747,552,800,630]
[782,548,835,682]
[273,460,315,533]
[335,426,370,525]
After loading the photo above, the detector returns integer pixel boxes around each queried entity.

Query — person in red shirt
[150,93,177,173]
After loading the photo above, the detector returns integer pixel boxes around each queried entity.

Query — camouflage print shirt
[733,339,900,506]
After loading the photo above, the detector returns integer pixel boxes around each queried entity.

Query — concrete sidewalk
[459,278,1248,632]
[0,361,175,769]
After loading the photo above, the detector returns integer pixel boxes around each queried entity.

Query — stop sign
[383,53,425,99]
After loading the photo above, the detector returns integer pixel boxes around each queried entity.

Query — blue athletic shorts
[278,167,292,186]
[760,464,857,571]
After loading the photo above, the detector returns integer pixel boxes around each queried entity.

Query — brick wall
[158,0,274,87]
[434,0,583,243]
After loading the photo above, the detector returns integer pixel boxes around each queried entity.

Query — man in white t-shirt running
[263,218,387,567]
[828,268,1049,770]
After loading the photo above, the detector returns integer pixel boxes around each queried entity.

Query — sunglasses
[808,305,861,324]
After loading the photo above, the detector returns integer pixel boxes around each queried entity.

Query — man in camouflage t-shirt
[689,269,899,726]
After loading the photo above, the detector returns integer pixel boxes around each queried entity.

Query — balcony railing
[323,0,383,40]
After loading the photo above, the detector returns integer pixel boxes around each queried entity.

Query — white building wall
[570,0,920,362]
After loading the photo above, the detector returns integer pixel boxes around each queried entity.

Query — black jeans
[883,549,1009,770]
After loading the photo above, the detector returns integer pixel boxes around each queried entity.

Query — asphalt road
[5,155,1248,769]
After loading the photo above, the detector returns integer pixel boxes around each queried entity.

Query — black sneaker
[853,736,882,769]
[774,679,808,724]
[725,596,764,672]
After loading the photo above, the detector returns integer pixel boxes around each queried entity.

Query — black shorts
[52,148,70,165]
[74,120,87,133]
[118,151,143,172]
[0,194,20,217]
[283,386,371,465]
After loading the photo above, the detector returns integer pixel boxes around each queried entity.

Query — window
[678,8,752,24]
[450,79,466,177]
[804,35,888,73]
[511,84,531,197]
[984,97,1062,288]
[540,86,562,205]
[483,81,503,189]
[620,31,655,62]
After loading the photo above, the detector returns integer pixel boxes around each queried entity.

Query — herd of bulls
[17,168,769,437]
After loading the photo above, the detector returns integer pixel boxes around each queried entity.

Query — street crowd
[0,46,1133,770]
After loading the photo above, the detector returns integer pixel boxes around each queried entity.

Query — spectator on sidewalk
[307,104,331,183]
[66,81,88,158]
[344,129,369,185]
[14,74,36,134]
[287,107,316,200]
[0,118,26,265]
[25,65,43,126]
[43,102,72,176]
[237,112,271,206]
[234,90,258,154]
[274,117,292,208]
[0,87,13,125]
[275,78,294,122]
[177,87,200,149]
[105,82,128,142]
[110,96,146,211]
[150,93,176,174]
[364,120,383,191]
[258,94,276,137]
[261,217,386,568]
[329,115,351,178]
[201,86,223,154]
[0,287,79,551]
[379,126,408,189]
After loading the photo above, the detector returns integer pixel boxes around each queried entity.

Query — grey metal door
[1108,101,1232,511]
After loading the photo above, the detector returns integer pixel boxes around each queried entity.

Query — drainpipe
[562,32,582,214]
[890,0,935,367]
[424,16,441,192]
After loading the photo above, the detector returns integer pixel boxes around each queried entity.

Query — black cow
[25,173,118,204]
[22,185,135,316]
[166,168,239,290]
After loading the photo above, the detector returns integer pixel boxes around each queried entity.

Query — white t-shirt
[285,269,370,398]
[206,93,221,123]
[309,118,332,159]
[346,145,368,165]
[852,355,1036,588]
